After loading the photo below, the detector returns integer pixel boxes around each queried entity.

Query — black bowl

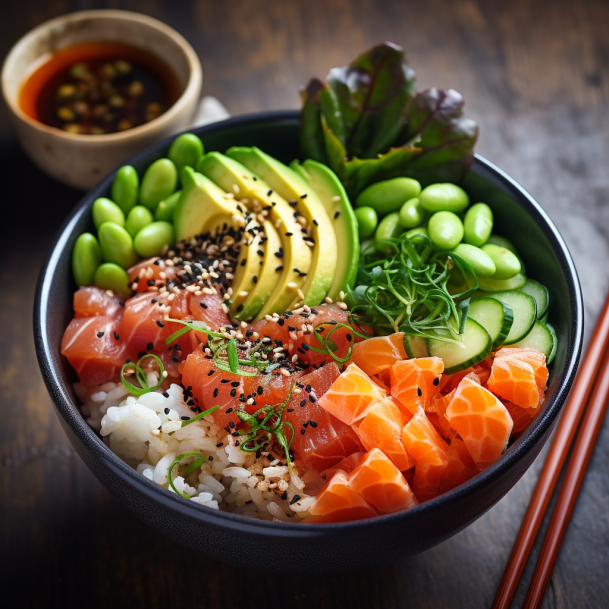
[34,110,583,573]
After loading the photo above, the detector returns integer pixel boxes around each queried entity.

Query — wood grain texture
[1,1,608,607]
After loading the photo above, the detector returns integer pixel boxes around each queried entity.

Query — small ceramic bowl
[1,9,202,189]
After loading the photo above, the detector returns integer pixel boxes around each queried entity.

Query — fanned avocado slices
[226,146,337,308]
[197,152,312,319]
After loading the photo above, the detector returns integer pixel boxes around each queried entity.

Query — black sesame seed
[237,304,244,312]
[181,416,190,421]
[162,391,169,398]
[216,442,224,448]
[229,421,235,428]
[96,331,104,338]
[417,387,422,397]
[241,258,246,267]
[267,189,273,196]
[147,279,155,286]
[281,491,288,500]
[208,369,215,376]
[226,408,233,414]
[114,331,120,340]
[257,249,264,256]
[309,421,318,428]
[146,342,153,351]
[164,408,170,415]
[156,321,165,328]
[300,399,306,407]
[213,388,219,397]
[276,266,284,272]
[334,211,340,219]
[257,386,264,395]
[171,356,179,363]
[277,318,285,326]
[208,456,214,461]
[301,343,310,352]
[309,394,316,403]
[253,276,258,284]
[200,302,208,309]
[231,381,240,387]
[300,193,308,199]
[285,232,293,237]
[300,429,305,435]
[433,378,440,386]
[230,388,237,397]
[305,384,312,393]
[290,495,301,505]
[346,333,352,341]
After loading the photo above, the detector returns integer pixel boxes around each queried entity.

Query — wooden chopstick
[522,353,609,607]
[492,293,609,609]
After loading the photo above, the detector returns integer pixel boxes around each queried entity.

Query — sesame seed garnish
[334,211,340,219]
[332,195,341,202]
[96,331,104,338]
[338,302,348,310]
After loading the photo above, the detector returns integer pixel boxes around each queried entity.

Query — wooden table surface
[2,1,609,607]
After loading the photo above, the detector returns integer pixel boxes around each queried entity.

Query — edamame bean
[111,165,139,214]
[374,212,405,244]
[72,233,102,287]
[155,190,182,222]
[356,177,421,215]
[486,234,518,255]
[134,221,175,257]
[419,183,469,213]
[481,244,522,279]
[405,226,429,239]
[398,197,429,229]
[168,133,204,183]
[450,243,496,277]
[126,205,154,237]
[354,206,378,239]
[98,222,139,269]
[94,262,131,297]
[428,211,464,250]
[464,203,493,246]
[139,158,177,211]
[92,197,125,230]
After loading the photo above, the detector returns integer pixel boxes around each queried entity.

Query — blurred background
[1,1,608,607]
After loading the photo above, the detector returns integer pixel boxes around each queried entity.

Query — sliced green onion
[120,353,165,397]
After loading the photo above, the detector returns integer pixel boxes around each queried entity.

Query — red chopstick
[492,293,609,609]
[523,353,609,607]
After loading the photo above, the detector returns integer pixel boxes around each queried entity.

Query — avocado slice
[226,146,337,308]
[197,153,312,318]
[290,160,359,299]
[234,220,283,321]
[228,218,263,318]
[173,167,242,241]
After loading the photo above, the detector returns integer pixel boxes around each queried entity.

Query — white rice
[76,375,320,521]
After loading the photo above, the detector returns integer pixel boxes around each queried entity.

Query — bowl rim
[34,109,583,534]
[1,8,202,144]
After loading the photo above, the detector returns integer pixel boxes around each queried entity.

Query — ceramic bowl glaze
[34,110,583,572]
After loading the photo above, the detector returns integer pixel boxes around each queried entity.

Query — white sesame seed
[223,293,230,301]
[225,272,234,280]
[332,195,341,201]
[167,293,175,301]
[280,368,290,377]
[265,315,273,322]
[239,291,249,298]
[338,302,348,310]
[303,305,311,313]
[324,297,333,304]
[232,184,240,194]
[289,331,298,341]
[297,289,305,300]
[203,287,215,295]
[340,291,346,300]
[291,354,298,363]
[287,282,297,289]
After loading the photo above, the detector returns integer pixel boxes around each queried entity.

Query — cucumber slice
[487,290,537,344]
[511,320,555,360]
[404,335,429,358]
[427,318,492,374]
[545,322,557,364]
[540,311,548,323]
[468,297,514,349]
[520,278,549,319]
[466,272,527,292]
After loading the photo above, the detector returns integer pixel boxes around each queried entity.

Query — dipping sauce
[19,42,181,135]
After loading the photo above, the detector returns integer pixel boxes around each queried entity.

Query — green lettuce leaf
[299,43,478,197]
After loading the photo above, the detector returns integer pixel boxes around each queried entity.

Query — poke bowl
[34,108,582,572]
